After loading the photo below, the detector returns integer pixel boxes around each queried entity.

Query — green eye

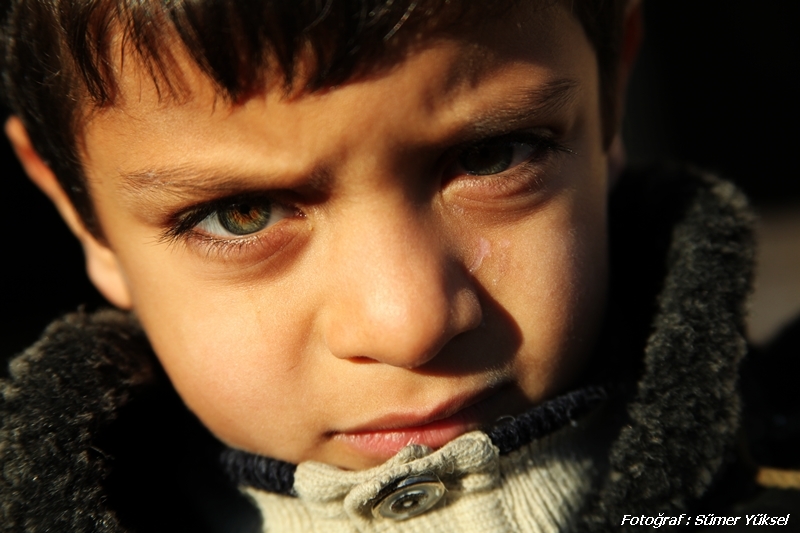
[218,203,272,235]
[457,140,534,176]
[193,199,290,238]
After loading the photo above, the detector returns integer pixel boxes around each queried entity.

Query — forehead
[80,3,593,183]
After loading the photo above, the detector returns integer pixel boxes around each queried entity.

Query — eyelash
[159,194,301,259]
[475,131,571,155]
[439,130,573,201]
[159,131,573,258]
[453,131,572,172]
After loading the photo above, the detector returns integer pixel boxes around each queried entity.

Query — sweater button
[372,473,446,520]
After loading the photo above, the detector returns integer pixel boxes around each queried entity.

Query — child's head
[3,0,640,469]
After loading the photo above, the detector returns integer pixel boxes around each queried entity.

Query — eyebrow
[119,165,333,202]
[117,78,580,200]
[463,78,580,140]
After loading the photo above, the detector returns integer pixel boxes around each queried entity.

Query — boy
[1,0,794,531]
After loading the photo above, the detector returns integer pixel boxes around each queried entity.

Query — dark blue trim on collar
[220,449,297,496]
[221,385,607,496]
[487,385,607,454]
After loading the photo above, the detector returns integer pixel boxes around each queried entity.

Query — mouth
[331,385,507,461]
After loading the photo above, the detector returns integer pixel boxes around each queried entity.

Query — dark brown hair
[1,0,627,236]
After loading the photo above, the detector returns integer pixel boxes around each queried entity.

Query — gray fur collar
[0,166,755,532]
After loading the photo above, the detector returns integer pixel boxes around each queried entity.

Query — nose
[321,203,482,369]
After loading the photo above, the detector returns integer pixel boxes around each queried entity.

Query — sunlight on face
[81,3,611,470]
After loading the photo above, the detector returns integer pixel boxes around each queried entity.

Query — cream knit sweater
[246,406,610,533]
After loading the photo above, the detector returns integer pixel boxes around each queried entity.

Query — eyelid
[442,129,573,178]
[159,192,296,242]
[155,192,307,266]
[463,127,570,156]
[458,123,564,146]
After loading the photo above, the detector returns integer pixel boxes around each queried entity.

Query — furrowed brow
[116,79,579,201]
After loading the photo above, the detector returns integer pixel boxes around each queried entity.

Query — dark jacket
[2,166,798,532]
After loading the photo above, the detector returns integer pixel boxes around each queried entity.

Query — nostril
[348,356,379,364]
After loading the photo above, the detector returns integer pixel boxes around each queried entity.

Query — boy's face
[74,3,611,469]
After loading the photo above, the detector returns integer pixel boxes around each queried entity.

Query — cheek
[118,247,316,443]
[476,199,608,400]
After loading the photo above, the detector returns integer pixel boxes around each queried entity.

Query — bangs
[70,0,518,106]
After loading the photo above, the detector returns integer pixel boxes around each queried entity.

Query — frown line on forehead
[113,76,580,201]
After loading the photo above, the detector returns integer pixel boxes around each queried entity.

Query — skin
[8,2,641,470]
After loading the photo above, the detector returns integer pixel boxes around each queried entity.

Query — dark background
[2,0,799,364]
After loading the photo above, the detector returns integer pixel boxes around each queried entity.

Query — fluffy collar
[0,166,755,532]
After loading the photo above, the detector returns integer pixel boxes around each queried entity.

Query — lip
[332,385,505,461]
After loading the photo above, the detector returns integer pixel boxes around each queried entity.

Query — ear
[5,116,133,309]
[608,0,644,186]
